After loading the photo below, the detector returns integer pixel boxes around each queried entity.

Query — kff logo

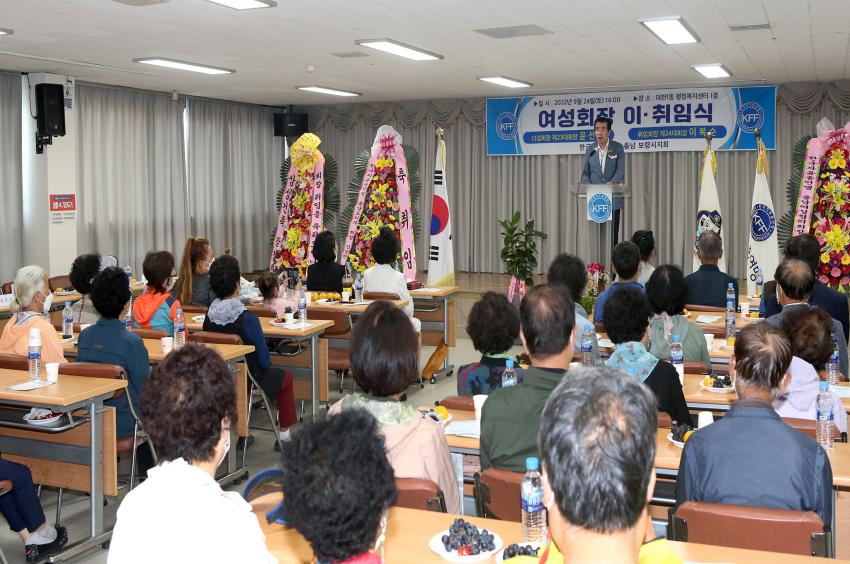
[588,193,612,223]
[495,112,517,141]
[736,102,764,134]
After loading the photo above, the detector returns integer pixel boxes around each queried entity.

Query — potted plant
[499,211,547,304]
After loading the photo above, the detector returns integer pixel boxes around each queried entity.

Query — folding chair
[308,307,353,394]
[131,328,168,340]
[473,468,523,522]
[47,276,72,293]
[395,478,447,513]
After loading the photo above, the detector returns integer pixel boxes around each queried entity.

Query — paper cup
[473,395,488,420]
[304,291,312,303]
[698,411,715,429]
[161,337,174,354]
[740,302,750,316]
[341,290,351,302]
[704,334,714,349]
[45,362,59,383]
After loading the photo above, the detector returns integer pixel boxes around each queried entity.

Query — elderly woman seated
[108,344,275,562]
[68,253,101,324]
[0,265,67,365]
[281,409,397,564]
[775,307,847,433]
[457,291,525,395]
[603,288,693,426]
[329,301,460,513]
[645,265,711,367]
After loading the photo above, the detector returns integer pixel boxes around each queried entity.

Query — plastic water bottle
[123,263,132,281]
[521,457,547,542]
[27,328,42,382]
[817,381,834,449]
[725,283,736,346]
[353,274,364,303]
[62,302,74,338]
[298,289,308,323]
[123,298,133,331]
[502,359,517,388]
[173,308,186,349]
[827,335,840,385]
[671,334,684,385]
[580,329,593,366]
[755,268,764,298]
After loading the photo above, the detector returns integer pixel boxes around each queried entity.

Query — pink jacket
[0,313,68,365]
[329,398,461,513]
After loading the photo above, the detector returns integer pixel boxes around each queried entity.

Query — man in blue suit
[581,116,626,242]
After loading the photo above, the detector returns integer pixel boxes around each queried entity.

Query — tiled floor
[0,332,508,563]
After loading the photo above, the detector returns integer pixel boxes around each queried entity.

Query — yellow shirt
[504,538,683,564]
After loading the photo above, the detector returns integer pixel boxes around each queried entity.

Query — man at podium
[581,116,626,240]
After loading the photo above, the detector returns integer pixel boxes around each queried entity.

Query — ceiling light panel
[692,64,731,78]
[296,86,361,97]
[134,57,234,74]
[479,76,533,88]
[355,39,443,61]
[640,16,699,45]
[206,0,276,9]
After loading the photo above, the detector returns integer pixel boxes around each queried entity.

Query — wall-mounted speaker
[274,112,308,138]
[35,83,66,137]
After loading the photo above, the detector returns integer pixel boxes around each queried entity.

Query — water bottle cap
[525,457,539,471]
[28,328,42,347]
[820,381,830,391]
[506,359,514,368]
[176,308,182,315]
[65,302,70,307]
[727,282,733,288]
[672,335,681,342]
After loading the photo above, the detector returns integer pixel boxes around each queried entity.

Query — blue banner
[486,86,776,155]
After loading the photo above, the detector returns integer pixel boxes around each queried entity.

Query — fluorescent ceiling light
[640,16,699,45]
[355,39,443,61]
[0,28,13,36]
[134,57,234,75]
[296,86,361,97]
[205,0,276,8]
[692,64,731,78]
[479,76,533,89]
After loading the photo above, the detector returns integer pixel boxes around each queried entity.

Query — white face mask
[217,427,230,468]
[41,292,54,314]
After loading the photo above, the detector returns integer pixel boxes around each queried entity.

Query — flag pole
[436,126,444,140]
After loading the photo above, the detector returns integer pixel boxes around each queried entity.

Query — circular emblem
[430,195,450,236]
[495,112,517,141]
[737,102,765,134]
[588,193,612,223]
[751,203,775,242]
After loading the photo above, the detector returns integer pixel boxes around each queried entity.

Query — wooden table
[62,336,255,364]
[411,287,459,381]
[249,493,844,563]
[185,317,333,420]
[0,368,126,561]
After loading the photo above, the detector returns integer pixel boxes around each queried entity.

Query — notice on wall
[49,194,76,225]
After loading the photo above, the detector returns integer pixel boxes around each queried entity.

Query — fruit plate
[425,411,453,427]
[428,530,503,563]
[495,542,543,564]
[54,290,75,296]
[699,383,735,394]
[191,315,206,323]
[25,414,63,427]
[316,298,339,304]
[666,433,685,449]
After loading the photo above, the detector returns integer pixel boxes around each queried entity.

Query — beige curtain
[305,83,850,278]
[186,98,283,272]
[0,72,22,283]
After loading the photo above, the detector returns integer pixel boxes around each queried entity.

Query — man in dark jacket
[684,230,738,309]
[762,234,848,341]
[480,285,575,472]
[675,322,833,526]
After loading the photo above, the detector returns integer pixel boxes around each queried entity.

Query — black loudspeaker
[274,112,308,138]
[35,83,66,137]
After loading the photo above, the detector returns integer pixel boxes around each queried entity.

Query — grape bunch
[671,421,693,443]
[502,544,540,559]
[712,374,732,389]
[440,518,496,556]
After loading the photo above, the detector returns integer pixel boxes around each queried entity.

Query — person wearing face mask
[132,250,183,335]
[175,236,216,307]
[108,343,276,563]
[0,265,67,365]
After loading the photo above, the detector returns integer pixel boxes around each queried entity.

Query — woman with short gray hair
[0,265,67,365]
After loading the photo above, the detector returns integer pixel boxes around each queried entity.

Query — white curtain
[305,83,850,278]
[186,98,282,272]
[0,72,22,284]
[76,83,187,276]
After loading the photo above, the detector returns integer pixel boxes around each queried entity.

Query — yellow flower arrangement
[824,224,850,252]
[285,226,302,250]
[829,149,847,170]
[843,255,850,266]
[290,133,322,176]
[822,252,831,264]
